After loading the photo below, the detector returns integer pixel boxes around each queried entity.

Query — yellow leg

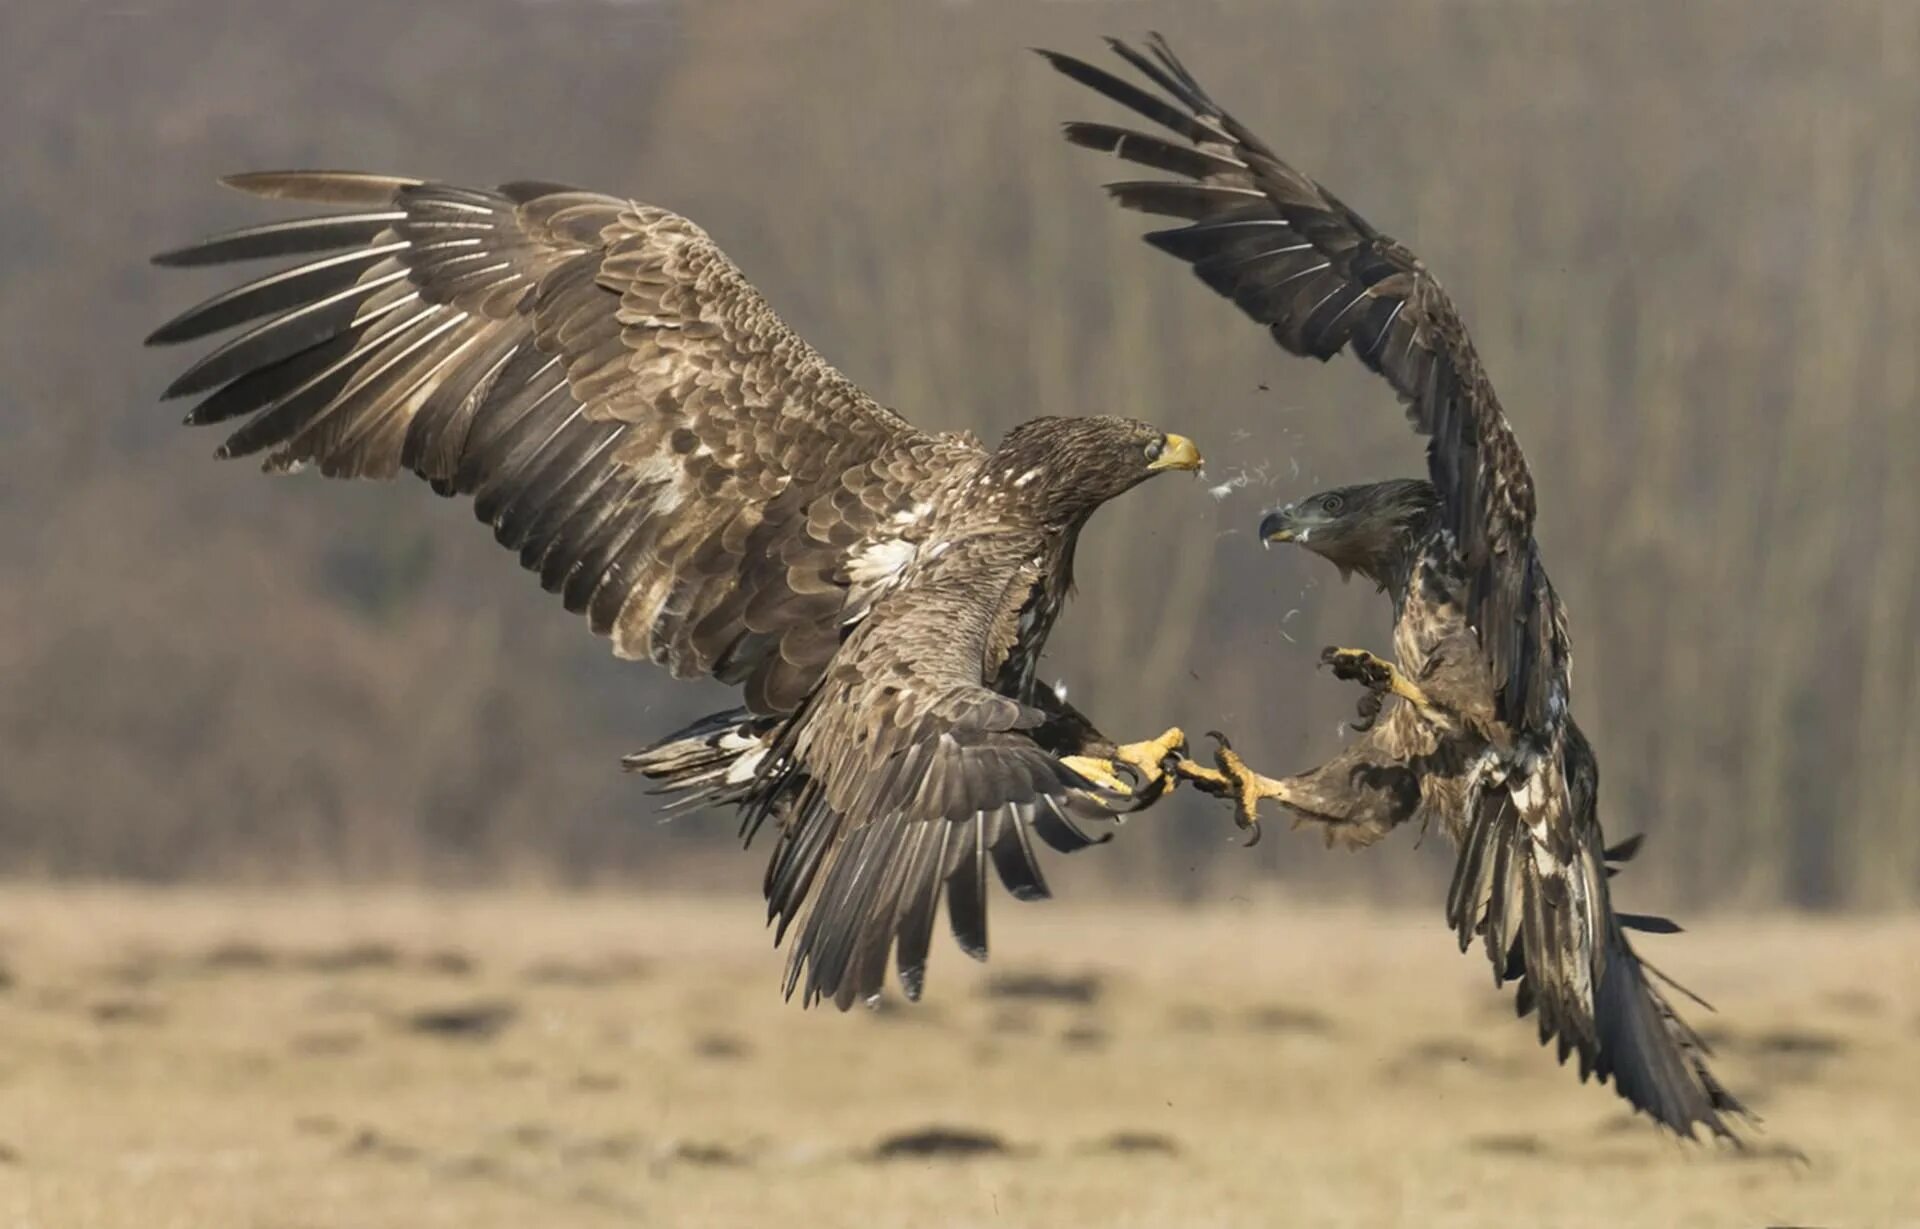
[1114,727,1187,785]
[1172,732,1296,845]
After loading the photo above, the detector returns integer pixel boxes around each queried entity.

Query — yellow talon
[1172,757,1233,793]
[1207,732,1295,844]
[1060,754,1131,796]
[1062,729,1188,801]
[1113,727,1187,786]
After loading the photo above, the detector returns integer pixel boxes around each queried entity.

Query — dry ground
[0,886,1913,1228]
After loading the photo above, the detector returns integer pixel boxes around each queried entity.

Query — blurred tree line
[1,0,1915,907]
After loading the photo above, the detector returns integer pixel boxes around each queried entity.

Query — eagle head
[989,416,1202,520]
[1258,478,1438,584]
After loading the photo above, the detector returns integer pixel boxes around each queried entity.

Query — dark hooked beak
[1258,506,1296,549]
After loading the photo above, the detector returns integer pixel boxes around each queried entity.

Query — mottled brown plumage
[1048,37,1749,1142]
[148,171,1202,1008]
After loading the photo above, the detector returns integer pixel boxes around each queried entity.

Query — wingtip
[898,964,925,1002]
[219,170,422,204]
[1032,47,1088,76]
[157,369,205,401]
[218,170,307,196]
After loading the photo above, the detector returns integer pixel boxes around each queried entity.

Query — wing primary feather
[146,243,408,344]
[988,802,1051,902]
[1030,794,1103,853]
[1616,912,1683,935]
[214,302,436,459]
[1059,122,1245,180]
[944,814,990,961]
[221,170,422,204]
[161,270,409,399]
[181,324,363,426]
[151,212,405,267]
[892,823,950,1002]
[1104,36,1205,109]
[1033,49,1213,143]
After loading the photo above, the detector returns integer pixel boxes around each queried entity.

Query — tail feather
[624,706,1112,1012]
[622,707,783,809]
[1449,748,1752,1143]
[1593,925,1750,1135]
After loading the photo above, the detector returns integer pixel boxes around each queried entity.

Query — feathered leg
[1175,733,1419,850]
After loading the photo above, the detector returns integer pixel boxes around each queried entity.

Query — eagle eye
[1143,437,1164,463]
[1321,493,1345,514]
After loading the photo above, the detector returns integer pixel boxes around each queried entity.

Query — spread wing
[148,172,974,714]
[1041,39,1555,735]
[760,535,1118,1010]
[1050,41,1749,1142]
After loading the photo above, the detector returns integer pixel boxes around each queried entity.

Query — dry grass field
[0,886,1913,1229]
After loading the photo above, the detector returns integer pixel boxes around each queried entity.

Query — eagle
[1045,37,1750,1141]
[146,171,1203,1009]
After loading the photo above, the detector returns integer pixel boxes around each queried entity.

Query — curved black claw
[1120,757,1171,810]
[1203,731,1264,847]
[1347,689,1384,733]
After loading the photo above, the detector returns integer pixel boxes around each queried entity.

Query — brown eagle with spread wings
[147,172,1202,1009]
[1046,37,1749,1142]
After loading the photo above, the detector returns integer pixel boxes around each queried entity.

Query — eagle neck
[995,528,1078,701]
[1382,521,1445,618]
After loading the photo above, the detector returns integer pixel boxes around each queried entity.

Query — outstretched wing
[1042,39,1555,735]
[149,172,973,714]
[1447,728,1750,1141]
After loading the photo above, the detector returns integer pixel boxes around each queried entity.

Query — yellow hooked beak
[1148,433,1203,472]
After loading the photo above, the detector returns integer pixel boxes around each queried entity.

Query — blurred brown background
[4,0,1917,909]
